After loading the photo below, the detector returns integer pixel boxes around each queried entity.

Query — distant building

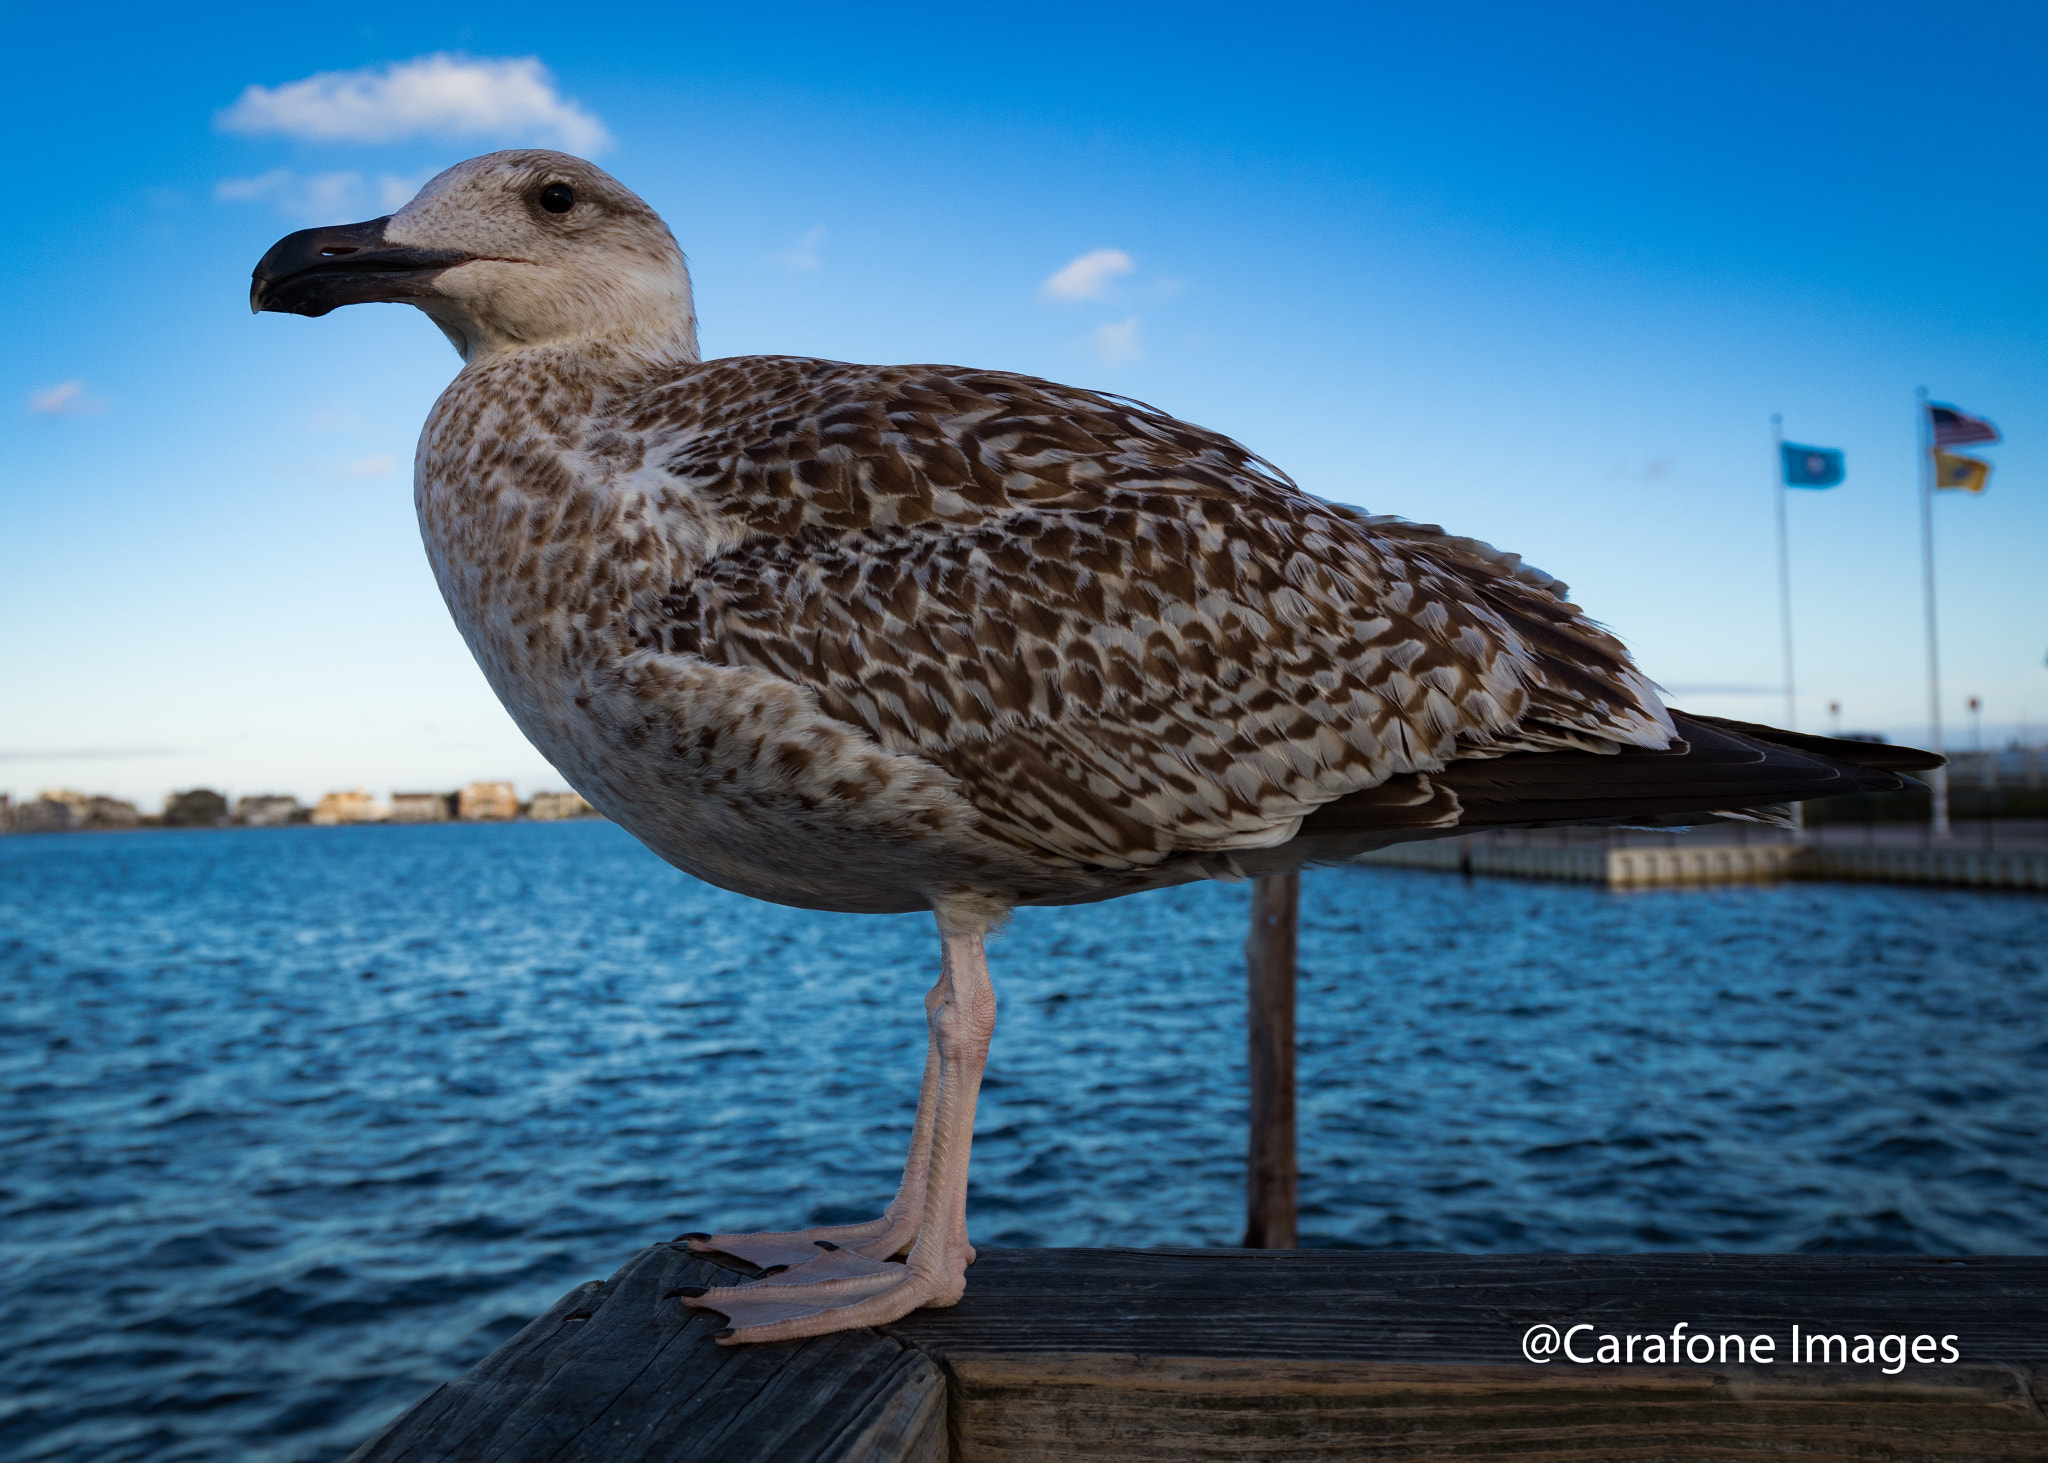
[13,789,140,832]
[12,797,74,833]
[528,790,597,820]
[56,789,141,829]
[37,789,90,825]
[0,793,11,832]
[86,796,138,828]
[235,795,303,827]
[458,781,519,821]
[163,789,230,827]
[92,796,139,827]
[390,791,452,823]
[311,789,383,825]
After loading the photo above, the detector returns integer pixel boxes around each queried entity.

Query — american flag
[1929,402,2000,448]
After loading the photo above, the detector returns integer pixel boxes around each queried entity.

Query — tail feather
[1298,711,1940,840]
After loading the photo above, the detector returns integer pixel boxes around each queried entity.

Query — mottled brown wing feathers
[630,357,1677,867]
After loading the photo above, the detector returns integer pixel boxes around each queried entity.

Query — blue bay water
[2,821,2044,1461]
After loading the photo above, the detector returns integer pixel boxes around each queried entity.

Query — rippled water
[3,822,2044,1461]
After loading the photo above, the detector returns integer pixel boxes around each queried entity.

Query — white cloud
[1041,248,1134,302]
[27,381,106,416]
[1091,316,1143,365]
[771,226,827,271]
[217,54,609,152]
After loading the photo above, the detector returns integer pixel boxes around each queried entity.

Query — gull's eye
[539,183,575,214]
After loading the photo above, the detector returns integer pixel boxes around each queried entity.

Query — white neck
[421,302,701,368]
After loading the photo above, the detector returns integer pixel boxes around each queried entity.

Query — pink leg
[681,911,998,1343]
[684,978,944,1268]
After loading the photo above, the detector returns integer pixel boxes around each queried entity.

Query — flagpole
[1773,415,1803,831]
[1918,386,1950,837]
[1773,416,1796,728]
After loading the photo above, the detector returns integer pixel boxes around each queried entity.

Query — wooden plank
[343,1241,945,1463]
[897,1250,2048,1461]
[938,1354,2048,1461]
[1243,872,1299,1248]
[351,1247,2048,1462]
[888,1249,2048,1363]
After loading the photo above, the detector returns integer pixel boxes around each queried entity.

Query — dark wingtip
[1677,712,1947,772]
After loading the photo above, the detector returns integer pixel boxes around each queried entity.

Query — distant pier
[1354,821,2048,892]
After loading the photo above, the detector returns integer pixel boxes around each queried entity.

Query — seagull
[251,150,1939,1344]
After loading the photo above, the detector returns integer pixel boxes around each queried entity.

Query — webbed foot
[676,1236,968,1344]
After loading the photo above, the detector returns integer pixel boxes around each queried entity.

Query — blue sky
[6,2,2045,809]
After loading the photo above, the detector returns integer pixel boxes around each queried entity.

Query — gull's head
[250,150,697,365]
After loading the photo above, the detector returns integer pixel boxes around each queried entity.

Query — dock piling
[1243,872,1299,1248]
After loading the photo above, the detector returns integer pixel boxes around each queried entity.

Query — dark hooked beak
[250,217,470,317]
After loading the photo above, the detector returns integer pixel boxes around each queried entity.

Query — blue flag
[1781,442,1845,488]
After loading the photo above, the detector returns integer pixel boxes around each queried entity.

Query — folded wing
[632,358,1696,872]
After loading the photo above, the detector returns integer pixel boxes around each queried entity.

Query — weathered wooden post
[1243,871,1299,1248]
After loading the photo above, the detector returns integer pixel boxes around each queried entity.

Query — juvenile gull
[251,151,1939,1344]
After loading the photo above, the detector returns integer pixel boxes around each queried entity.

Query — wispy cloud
[217,54,609,152]
[1603,456,1690,487]
[27,380,106,416]
[771,226,827,271]
[1042,248,1134,302]
[216,169,363,221]
[214,169,430,221]
[303,402,369,434]
[0,746,186,762]
[1090,316,1143,365]
[328,455,398,481]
